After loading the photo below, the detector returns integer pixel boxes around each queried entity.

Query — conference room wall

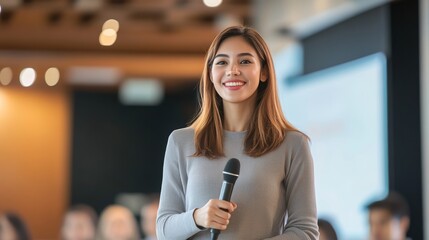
[0,88,70,239]
[301,1,422,239]
[420,0,429,238]
[70,86,197,214]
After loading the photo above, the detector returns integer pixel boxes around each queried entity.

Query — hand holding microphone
[192,158,240,240]
[193,199,237,229]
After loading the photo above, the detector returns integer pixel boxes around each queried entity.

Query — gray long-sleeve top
[156,128,319,240]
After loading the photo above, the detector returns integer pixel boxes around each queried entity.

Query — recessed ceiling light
[203,0,222,8]
[20,68,36,87]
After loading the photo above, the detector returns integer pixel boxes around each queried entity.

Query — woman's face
[0,216,17,240]
[211,36,265,106]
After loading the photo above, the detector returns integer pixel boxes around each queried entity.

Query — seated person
[367,192,410,240]
[61,204,97,240]
[140,194,159,240]
[0,212,31,240]
[318,218,338,240]
[96,205,140,240]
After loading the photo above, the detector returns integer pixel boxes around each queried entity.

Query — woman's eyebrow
[214,52,255,59]
[237,52,255,57]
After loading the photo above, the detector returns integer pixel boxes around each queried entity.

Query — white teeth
[224,82,244,87]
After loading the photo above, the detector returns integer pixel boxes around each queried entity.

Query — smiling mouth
[223,81,245,87]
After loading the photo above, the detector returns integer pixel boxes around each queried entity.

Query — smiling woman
[156,26,319,240]
[210,36,266,109]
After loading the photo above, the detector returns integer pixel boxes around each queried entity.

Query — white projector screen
[280,53,388,240]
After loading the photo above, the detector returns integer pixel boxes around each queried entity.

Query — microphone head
[223,158,240,184]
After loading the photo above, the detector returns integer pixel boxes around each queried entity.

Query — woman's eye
[216,61,227,65]
[241,59,251,64]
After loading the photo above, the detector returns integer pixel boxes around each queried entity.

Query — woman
[157,26,318,240]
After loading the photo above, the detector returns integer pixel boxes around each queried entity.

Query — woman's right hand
[193,199,237,230]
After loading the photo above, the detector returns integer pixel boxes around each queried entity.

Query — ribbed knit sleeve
[156,132,202,240]
[265,135,319,240]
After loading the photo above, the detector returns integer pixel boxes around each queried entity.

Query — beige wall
[0,87,70,239]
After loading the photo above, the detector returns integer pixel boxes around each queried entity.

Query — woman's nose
[226,65,240,76]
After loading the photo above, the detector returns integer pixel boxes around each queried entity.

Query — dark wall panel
[388,1,422,239]
[302,6,390,74]
[70,86,197,213]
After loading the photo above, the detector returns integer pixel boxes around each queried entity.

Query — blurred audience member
[318,218,338,240]
[367,192,410,240]
[96,205,140,240]
[61,204,97,240]
[140,195,159,240]
[0,212,31,240]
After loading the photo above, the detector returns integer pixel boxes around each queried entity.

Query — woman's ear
[260,67,268,82]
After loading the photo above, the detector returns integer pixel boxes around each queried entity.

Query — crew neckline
[223,129,247,138]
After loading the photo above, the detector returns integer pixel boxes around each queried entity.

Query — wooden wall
[0,87,70,239]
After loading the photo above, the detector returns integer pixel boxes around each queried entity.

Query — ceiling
[0,0,251,90]
[0,0,392,91]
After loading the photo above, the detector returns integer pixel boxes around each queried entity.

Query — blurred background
[0,0,427,239]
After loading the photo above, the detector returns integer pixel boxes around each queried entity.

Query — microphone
[210,158,240,240]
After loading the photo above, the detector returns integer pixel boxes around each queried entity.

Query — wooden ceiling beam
[0,24,218,53]
[0,50,204,88]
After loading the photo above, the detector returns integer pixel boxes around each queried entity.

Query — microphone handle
[210,181,235,240]
[219,181,234,201]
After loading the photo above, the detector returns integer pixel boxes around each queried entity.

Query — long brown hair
[190,26,301,159]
